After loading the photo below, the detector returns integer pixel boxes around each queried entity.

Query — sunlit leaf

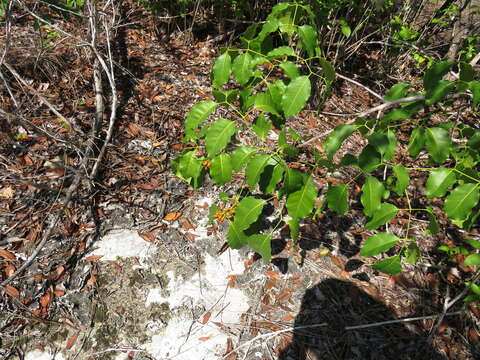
[361,176,384,217]
[248,234,272,263]
[360,233,401,257]
[444,183,480,221]
[372,255,402,274]
[210,153,232,185]
[282,76,311,117]
[231,146,256,172]
[425,127,451,164]
[298,25,318,57]
[205,118,237,156]
[232,52,253,85]
[364,203,399,230]
[286,177,317,219]
[324,124,357,160]
[326,184,349,215]
[184,101,217,141]
[407,127,425,158]
[425,168,456,198]
[384,82,411,101]
[253,114,272,140]
[212,52,232,88]
[245,154,272,187]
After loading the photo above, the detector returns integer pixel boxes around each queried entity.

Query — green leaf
[210,153,232,185]
[253,114,272,140]
[444,183,480,221]
[205,118,237,156]
[254,92,281,117]
[281,76,311,117]
[286,177,317,219]
[259,161,284,193]
[298,25,318,58]
[283,168,305,194]
[184,101,217,141]
[382,108,412,122]
[212,52,232,88]
[426,208,440,235]
[268,80,287,106]
[367,131,397,160]
[372,255,402,274]
[212,89,239,103]
[326,184,349,215]
[319,57,335,97]
[360,233,401,257]
[324,124,357,160]
[358,145,381,173]
[405,243,420,264]
[231,146,256,172]
[364,203,399,230]
[288,217,300,241]
[279,61,300,80]
[408,127,425,158]
[425,127,451,164]
[248,234,272,263]
[471,81,480,108]
[361,176,384,217]
[339,19,351,38]
[233,196,266,231]
[232,52,253,85]
[425,168,456,198]
[245,154,272,187]
[464,238,480,250]
[464,254,480,266]
[172,151,204,189]
[384,82,411,101]
[423,60,453,93]
[468,131,480,149]
[267,46,296,59]
[227,222,248,249]
[425,80,455,105]
[459,62,475,82]
[392,164,409,195]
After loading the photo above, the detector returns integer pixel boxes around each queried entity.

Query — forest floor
[1,2,479,360]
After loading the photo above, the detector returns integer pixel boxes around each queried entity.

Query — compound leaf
[360,233,401,257]
[326,184,349,215]
[184,100,217,141]
[324,124,357,160]
[372,255,402,274]
[425,127,451,164]
[248,234,272,263]
[210,153,232,185]
[205,118,237,156]
[282,76,311,117]
[444,183,480,221]
[212,52,232,88]
[361,176,384,217]
[245,154,272,187]
[364,203,399,230]
[286,177,317,219]
[232,52,253,85]
[425,168,456,198]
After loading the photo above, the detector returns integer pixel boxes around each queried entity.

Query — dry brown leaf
[86,276,97,287]
[138,183,155,190]
[265,270,281,279]
[163,212,182,221]
[0,186,15,199]
[281,315,295,322]
[171,143,184,151]
[181,218,196,230]
[85,255,103,262]
[0,249,16,260]
[40,291,52,308]
[108,260,122,274]
[5,264,16,277]
[202,311,212,324]
[138,231,156,243]
[224,337,237,360]
[4,285,20,297]
[54,289,65,297]
[66,332,80,350]
[198,335,212,341]
[469,328,479,344]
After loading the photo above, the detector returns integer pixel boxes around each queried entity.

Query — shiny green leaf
[205,118,237,156]
[184,100,217,141]
[210,153,232,185]
[361,176,384,217]
[444,183,480,221]
[425,168,456,198]
[326,184,348,215]
[212,52,232,88]
[282,76,311,117]
[232,52,253,85]
[372,255,402,274]
[365,203,399,230]
[324,124,357,160]
[360,233,401,257]
[425,127,451,164]
[286,177,317,219]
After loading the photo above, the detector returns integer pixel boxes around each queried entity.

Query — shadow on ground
[278,278,447,360]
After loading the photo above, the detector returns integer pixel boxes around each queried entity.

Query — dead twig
[336,73,382,100]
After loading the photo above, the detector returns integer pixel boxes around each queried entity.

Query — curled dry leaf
[85,255,104,262]
[40,291,52,308]
[86,276,97,287]
[0,249,16,260]
[66,332,80,350]
[202,311,212,324]
[4,285,20,297]
[5,264,16,277]
[163,212,182,221]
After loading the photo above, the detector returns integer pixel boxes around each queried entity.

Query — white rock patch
[90,229,152,260]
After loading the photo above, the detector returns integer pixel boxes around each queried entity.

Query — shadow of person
[278,278,447,360]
